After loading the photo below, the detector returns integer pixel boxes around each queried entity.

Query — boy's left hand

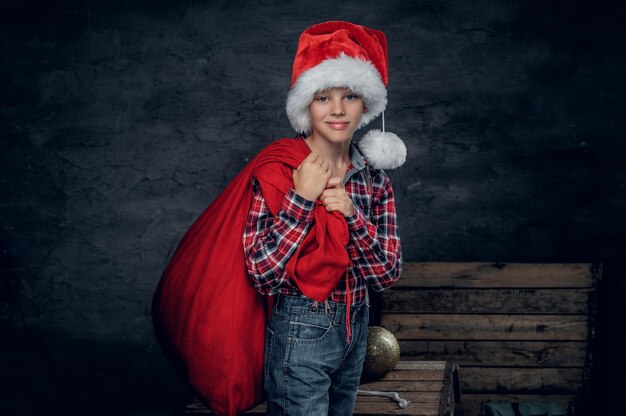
[321,177,355,217]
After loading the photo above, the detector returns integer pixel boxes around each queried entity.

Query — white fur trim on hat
[359,129,407,169]
[286,53,387,134]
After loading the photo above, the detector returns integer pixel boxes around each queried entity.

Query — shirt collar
[349,142,367,170]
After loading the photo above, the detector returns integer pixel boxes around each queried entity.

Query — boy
[243,21,405,416]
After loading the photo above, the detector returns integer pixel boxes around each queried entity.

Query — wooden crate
[352,361,459,416]
[184,361,460,416]
[379,262,601,416]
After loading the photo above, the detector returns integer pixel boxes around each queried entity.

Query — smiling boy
[153,20,407,416]
[243,21,406,416]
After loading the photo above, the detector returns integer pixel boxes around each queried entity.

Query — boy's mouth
[326,121,350,130]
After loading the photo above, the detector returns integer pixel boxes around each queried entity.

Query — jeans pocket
[288,312,333,343]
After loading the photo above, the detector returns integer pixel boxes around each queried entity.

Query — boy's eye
[345,94,359,101]
[315,96,329,103]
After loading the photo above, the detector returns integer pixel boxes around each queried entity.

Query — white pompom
[358,129,407,170]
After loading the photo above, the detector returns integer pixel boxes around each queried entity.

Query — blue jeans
[264,294,369,416]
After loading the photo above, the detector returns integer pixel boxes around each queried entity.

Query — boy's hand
[292,152,332,201]
[321,177,355,217]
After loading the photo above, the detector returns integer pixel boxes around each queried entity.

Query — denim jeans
[264,294,369,416]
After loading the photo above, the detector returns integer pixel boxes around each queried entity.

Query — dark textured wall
[2,0,625,414]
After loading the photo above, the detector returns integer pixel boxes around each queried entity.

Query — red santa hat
[286,21,407,169]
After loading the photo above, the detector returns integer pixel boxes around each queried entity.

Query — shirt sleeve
[243,178,315,294]
[345,171,403,291]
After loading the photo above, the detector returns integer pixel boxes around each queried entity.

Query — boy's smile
[326,121,350,130]
[307,87,367,144]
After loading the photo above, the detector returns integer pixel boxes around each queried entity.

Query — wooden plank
[457,393,576,416]
[183,400,207,413]
[382,314,588,341]
[394,361,447,371]
[383,288,592,314]
[376,370,446,382]
[184,400,269,414]
[359,380,445,392]
[397,263,594,288]
[242,403,265,414]
[353,400,441,415]
[440,362,459,416]
[397,340,587,367]
[356,392,442,403]
[459,367,584,393]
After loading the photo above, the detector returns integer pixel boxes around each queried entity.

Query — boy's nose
[330,98,346,116]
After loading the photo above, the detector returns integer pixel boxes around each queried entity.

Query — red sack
[152,138,349,415]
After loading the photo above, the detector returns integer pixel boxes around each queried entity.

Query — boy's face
[308,87,367,145]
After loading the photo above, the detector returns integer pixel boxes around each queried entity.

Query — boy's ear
[363,105,369,114]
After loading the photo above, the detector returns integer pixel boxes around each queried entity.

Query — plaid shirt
[243,142,402,305]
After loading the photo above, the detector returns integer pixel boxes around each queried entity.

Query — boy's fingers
[298,152,318,169]
[327,176,343,188]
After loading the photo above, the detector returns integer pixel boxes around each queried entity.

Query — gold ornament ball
[362,326,400,379]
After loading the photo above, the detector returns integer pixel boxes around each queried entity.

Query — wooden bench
[184,360,459,416]
[376,262,601,416]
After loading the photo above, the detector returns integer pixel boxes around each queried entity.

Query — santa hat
[286,21,407,170]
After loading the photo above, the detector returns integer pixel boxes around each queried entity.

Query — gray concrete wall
[1,0,624,414]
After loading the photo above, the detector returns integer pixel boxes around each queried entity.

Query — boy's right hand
[292,152,332,201]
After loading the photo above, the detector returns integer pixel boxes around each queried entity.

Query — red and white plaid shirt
[243,142,402,305]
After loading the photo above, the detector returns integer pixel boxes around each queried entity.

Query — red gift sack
[152,138,349,415]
